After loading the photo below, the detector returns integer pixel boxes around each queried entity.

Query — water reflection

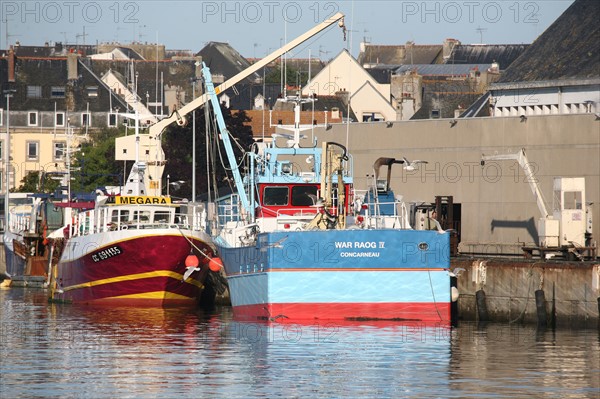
[1,288,598,399]
[448,322,600,399]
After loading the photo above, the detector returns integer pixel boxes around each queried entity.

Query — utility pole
[4,89,16,229]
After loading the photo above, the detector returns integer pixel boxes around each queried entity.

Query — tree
[14,171,60,193]
[162,105,254,200]
[70,127,126,194]
[265,64,309,87]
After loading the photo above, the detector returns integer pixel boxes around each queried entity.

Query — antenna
[138,25,147,41]
[76,26,88,46]
[362,29,371,45]
[319,45,330,59]
[3,17,21,49]
[346,29,358,51]
[476,26,487,44]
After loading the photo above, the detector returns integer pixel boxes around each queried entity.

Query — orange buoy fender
[208,257,223,272]
[185,254,200,268]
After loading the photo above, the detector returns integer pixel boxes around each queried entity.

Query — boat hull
[217,229,452,323]
[2,230,27,278]
[53,228,216,306]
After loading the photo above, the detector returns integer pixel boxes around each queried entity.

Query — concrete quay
[453,258,600,327]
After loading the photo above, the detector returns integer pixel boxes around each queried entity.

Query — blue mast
[202,62,253,219]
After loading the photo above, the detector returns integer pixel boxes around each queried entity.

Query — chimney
[443,38,460,60]
[67,52,79,80]
[8,47,15,82]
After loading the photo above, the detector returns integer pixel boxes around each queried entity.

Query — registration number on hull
[91,246,123,263]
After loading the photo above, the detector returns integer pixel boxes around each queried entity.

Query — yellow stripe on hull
[111,291,193,300]
[63,270,203,292]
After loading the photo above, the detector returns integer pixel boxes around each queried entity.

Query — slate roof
[196,42,261,83]
[111,47,145,60]
[459,92,492,118]
[395,64,493,76]
[358,44,442,66]
[7,43,97,57]
[0,56,123,112]
[498,0,600,83]
[365,65,400,84]
[444,44,529,69]
[226,83,282,111]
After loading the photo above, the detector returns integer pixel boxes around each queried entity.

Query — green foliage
[14,171,61,193]
[70,127,126,193]
[20,110,254,200]
[264,64,309,87]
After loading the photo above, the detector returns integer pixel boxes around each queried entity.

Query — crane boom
[149,12,344,140]
[117,12,345,195]
[481,148,550,218]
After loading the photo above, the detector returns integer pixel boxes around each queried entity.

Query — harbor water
[1,288,599,399]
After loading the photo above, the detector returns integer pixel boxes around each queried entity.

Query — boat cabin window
[133,210,150,222]
[563,191,582,210]
[291,186,318,206]
[154,211,171,223]
[264,187,289,206]
[111,210,130,223]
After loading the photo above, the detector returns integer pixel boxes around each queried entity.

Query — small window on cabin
[264,187,289,206]
[291,186,318,206]
[119,210,130,222]
[154,211,171,223]
[563,191,582,210]
[133,211,150,222]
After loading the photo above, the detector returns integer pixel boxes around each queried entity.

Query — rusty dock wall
[453,258,600,326]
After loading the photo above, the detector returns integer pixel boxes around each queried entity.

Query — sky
[1,0,575,59]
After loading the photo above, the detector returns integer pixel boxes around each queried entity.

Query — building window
[27,85,42,99]
[87,86,98,97]
[0,140,3,161]
[26,141,39,161]
[81,113,91,127]
[108,113,118,127]
[51,86,66,98]
[28,111,38,126]
[53,141,66,161]
[55,112,65,127]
